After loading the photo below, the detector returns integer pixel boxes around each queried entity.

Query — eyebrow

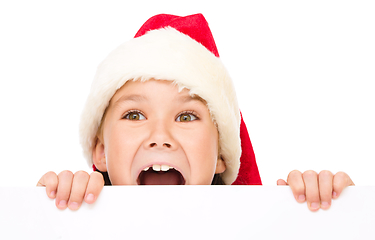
[178,94,207,104]
[113,94,148,106]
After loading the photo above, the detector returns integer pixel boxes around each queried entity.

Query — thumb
[37,171,58,199]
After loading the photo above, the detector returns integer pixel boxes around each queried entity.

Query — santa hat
[79,13,261,185]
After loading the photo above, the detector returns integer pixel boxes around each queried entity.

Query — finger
[55,170,74,210]
[68,171,90,210]
[277,179,288,185]
[84,172,105,204]
[318,170,334,210]
[287,170,306,203]
[37,171,58,199]
[332,171,355,199]
[303,170,320,211]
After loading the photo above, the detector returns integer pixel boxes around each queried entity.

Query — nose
[145,121,177,150]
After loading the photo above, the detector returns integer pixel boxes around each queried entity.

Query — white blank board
[0,186,374,240]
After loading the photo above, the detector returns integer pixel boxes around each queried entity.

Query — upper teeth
[143,164,174,172]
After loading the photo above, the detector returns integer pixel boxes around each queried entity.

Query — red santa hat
[79,13,262,185]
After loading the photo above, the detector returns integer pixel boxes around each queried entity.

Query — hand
[277,170,354,211]
[37,170,104,210]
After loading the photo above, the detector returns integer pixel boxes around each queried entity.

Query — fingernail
[86,193,94,202]
[310,202,320,210]
[49,191,56,198]
[321,201,330,209]
[297,195,306,202]
[69,202,79,210]
[332,191,338,198]
[58,200,67,207]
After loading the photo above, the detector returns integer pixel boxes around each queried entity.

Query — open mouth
[137,164,186,185]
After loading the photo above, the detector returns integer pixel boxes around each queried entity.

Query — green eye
[124,111,146,120]
[177,113,197,122]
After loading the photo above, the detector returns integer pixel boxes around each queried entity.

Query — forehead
[109,79,207,106]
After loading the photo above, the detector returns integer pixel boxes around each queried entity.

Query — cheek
[181,124,219,183]
[104,124,143,184]
[193,130,218,158]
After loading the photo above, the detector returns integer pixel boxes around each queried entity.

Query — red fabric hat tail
[134,14,220,57]
[232,114,262,185]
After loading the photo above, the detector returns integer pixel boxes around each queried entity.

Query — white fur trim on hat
[79,27,241,184]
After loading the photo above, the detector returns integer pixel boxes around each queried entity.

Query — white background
[0,0,374,186]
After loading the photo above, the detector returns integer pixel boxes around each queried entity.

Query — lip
[136,162,186,185]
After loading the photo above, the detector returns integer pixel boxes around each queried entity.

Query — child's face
[93,80,226,185]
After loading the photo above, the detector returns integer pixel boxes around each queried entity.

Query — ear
[92,137,107,172]
[215,157,226,174]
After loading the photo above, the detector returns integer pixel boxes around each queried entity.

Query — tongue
[140,170,183,185]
